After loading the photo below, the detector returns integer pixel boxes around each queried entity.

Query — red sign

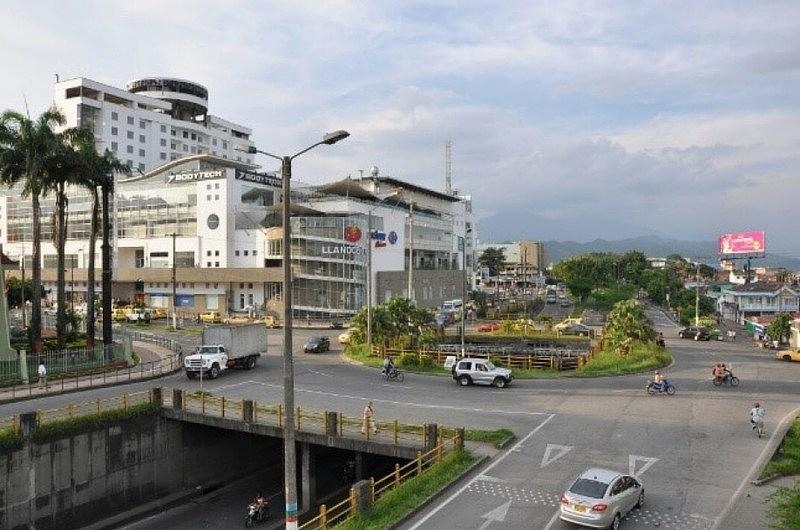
[344,226,362,243]
[718,230,766,255]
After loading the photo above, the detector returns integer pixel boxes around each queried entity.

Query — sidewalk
[0,341,178,404]
[722,476,796,529]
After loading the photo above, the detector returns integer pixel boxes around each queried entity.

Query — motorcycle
[646,379,676,395]
[656,338,665,348]
[712,373,740,387]
[245,501,269,527]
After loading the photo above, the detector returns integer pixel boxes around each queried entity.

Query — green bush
[397,353,419,367]
[31,401,159,444]
[579,342,670,376]
[418,355,435,369]
[762,419,800,479]
[0,429,23,451]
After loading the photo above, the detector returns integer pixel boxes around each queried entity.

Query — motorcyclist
[712,362,727,383]
[652,370,665,391]
[252,492,267,518]
[656,332,665,347]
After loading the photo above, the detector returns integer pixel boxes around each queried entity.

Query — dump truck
[183,323,266,379]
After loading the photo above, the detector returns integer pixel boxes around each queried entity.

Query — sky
[1,1,798,254]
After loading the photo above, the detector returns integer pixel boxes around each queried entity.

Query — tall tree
[478,247,506,277]
[0,108,66,352]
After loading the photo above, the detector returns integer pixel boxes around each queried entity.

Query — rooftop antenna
[445,140,453,194]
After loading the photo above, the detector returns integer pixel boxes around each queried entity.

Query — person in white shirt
[750,402,765,434]
[37,362,47,389]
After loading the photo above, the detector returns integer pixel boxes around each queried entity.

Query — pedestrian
[37,361,47,389]
[731,330,736,342]
[361,401,378,435]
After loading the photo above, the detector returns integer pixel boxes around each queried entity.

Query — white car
[560,468,644,529]
[451,358,512,388]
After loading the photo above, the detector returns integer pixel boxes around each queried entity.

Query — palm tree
[0,108,65,353]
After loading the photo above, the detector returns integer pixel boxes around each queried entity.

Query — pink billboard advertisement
[718,230,766,256]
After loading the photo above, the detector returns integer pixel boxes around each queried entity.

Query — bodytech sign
[166,169,225,184]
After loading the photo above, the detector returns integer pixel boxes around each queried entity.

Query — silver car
[559,468,644,529]
[451,358,513,388]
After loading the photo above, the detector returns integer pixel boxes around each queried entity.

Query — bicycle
[382,367,404,382]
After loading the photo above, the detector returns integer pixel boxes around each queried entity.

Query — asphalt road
[3,310,799,530]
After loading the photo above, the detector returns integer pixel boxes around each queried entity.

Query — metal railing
[0,343,127,386]
[299,436,459,530]
[116,329,183,356]
[177,391,430,447]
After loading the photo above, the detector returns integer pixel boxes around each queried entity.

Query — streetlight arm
[290,141,326,160]
[255,149,283,162]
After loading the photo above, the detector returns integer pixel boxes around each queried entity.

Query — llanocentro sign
[321,245,365,256]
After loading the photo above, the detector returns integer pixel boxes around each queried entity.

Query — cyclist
[750,402,766,436]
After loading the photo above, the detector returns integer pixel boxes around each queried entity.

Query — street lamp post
[407,202,414,302]
[71,249,83,311]
[236,129,349,530]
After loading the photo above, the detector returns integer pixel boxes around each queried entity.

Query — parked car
[304,336,330,353]
[126,307,151,323]
[562,323,591,337]
[338,331,352,345]
[559,468,644,529]
[264,315,281,328]
[200,311,223,324]
[678,326,710,341]
[777,350,800,362]
[330,319,345,329]
[150,307,168,319]
[111,308,128,322]
[452,358,512,388]
[554,318,583,332]
[478,321,501,332]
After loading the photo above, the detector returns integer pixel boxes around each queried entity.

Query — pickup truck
[183,323,266,379]
[126,307,151,323]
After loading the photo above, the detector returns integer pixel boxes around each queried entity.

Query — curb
[496,434,517,449]
[387,453,489,530]
[750,410,800,486]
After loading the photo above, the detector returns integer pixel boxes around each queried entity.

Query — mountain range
[532,236,800,270]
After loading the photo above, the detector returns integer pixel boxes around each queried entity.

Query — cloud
[0,1,798,251]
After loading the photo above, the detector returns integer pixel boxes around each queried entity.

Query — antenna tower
[445,140,453,194]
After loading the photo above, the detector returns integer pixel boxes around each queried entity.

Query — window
[138,162,145,172]
[171,142,177,149]
[182,131,188,138]
[124,159,132,168]
[127,131,134,139]
[222,141,228,149]
[207,261,211,267]
[181,283,186,288]
[206,250,211,257]
[183,145,188,152]
[253,250,257,256]
[111,126,118,136]
[214,250,219,256]
[214,194,219,200]
[235,250,240,256]
[190,146,196,154]
[212,138,217,146]
[171,154,178,160]
[239,283,244,289]
[160,125,166,133]
[139,119,146,129]
[214,183,219,189]
[206,184,211,190]
[126,145,133,154]
[160,152,166,160]
[191,133,196,140]
[214,283,218,288]
[160,138,166,147]
[248,293,254,306]
[206,194,211,201]
[244,250,249,256]
[127,116,134,125]
[139,134,145,143]
[171,130,176,136]
[111,111,118,121]
[248,283,253,289]
[240,293,245,309]
[111,142,118,152]
[139,149,145,157]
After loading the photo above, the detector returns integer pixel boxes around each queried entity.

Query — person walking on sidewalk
[37,361,47,389]
[361,401,378,435]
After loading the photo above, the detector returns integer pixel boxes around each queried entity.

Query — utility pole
[407,202,414,302]
[460,232,467,356]
[172,233,177,330]
[20,247,26,329]
[280,155,299,530]
[367,211,373,356]
[695,262,700,327]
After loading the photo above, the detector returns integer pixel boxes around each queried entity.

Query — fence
[0,342,128,387]
[299,436,459,530]
[116,329,183,357]
[0,390,153,436]
[371,346,594,371]
[174,391,431,447]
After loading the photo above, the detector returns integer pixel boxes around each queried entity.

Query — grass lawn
[761,418,800,480]
[767,483,800,530]
[335,449,477,530]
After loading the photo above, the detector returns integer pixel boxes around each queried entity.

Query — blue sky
[2,1,798,254]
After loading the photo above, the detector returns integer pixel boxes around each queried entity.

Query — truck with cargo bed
[183,323,266,379]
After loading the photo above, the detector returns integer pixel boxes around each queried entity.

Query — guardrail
[299,437,457,530]
[116,329,183,356]
[371,347,594,371]
[170,391,431,447]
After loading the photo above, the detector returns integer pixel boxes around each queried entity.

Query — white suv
[452,358,513,388]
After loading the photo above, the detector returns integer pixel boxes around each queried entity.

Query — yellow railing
[300,434,461,530]
[36,390,152,426]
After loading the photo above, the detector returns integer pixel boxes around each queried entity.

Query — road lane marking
[540,444,573,468]
[478,499,511,530]
[476,474,506,483]
[629,455,659,477]
[406,414,555,530]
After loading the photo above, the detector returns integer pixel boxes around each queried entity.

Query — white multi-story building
[53,76,255,173]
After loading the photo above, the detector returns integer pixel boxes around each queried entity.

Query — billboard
[718,230,766,256]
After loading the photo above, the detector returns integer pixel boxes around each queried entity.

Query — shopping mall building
[0,76,476,319]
